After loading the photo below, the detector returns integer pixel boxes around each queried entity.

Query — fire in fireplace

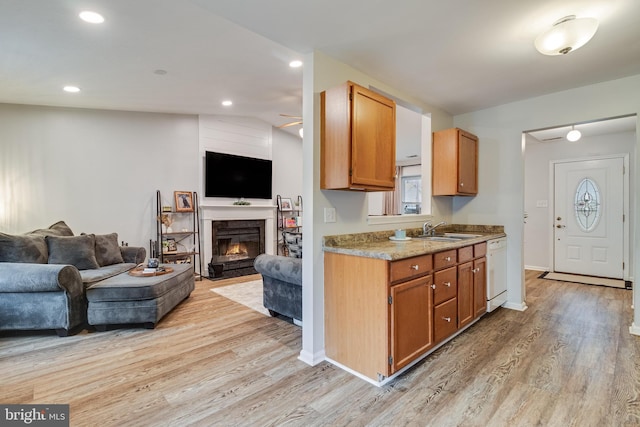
[209,219,265,278]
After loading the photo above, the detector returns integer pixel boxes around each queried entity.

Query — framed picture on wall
[174,191,193,212]
[279,197,293,211]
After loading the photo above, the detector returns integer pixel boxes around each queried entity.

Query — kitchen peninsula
[323,224,505,385]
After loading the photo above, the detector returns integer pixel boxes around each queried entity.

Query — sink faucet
[423,221,447,236]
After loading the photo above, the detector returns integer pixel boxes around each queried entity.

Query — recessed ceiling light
[289,60,303,68]
[63,86,81,93]
[79,11,105,24]
[154,69,167,75]
[222,100,233,107]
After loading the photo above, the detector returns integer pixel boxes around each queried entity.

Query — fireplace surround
[209,219,265,278]
[200,204,276,279]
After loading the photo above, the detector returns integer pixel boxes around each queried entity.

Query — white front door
[553,158,624,279]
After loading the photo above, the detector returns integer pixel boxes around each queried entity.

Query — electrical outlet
[324,207,336,223]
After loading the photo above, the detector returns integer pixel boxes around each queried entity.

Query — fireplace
[208,219,265,279]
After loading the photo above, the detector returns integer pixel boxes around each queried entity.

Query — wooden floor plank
[1,271,640,426]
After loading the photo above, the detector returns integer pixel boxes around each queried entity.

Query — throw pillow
[46,234,100,270]
[30,220,74,237]
[0,233,48,263]
[92,233,124,266]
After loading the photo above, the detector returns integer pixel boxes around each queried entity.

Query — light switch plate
[324,207,336,223]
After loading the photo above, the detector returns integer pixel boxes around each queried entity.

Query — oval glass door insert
[574,177,601,232]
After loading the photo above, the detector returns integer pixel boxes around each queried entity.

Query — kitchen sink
[415,235,462,242]
[443,233,482,239]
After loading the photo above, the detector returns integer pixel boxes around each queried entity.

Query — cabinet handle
[431,284,436,289]
[411,265,419,270]
[444,256,451,262]
[443,317,451,322]
[472,268,478,273]
[444,281,451,287]
[460,183,464,187]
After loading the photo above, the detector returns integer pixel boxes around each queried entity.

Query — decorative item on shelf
[163,238,177,254]
[233,198,251,206]
[174,191,194,212]
[158,213,174,233]
[285,217,297,228]
[279,197,293,211]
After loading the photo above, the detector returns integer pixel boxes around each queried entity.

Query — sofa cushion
[0,233,48,263]
[30,221,74,237]
[46,234,100,270]
[80,263,137,285]
[91,233,124,266]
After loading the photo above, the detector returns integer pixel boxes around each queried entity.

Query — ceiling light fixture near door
[79,11,105,24]
[535,15,598,55]
[63,86,81,93]
[289,60,303,68]
[566,125,582,142]
[221,100,233,107]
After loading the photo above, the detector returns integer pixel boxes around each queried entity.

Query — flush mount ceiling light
[289,60,303,68]
[221,100,233,107]
[63,86,81,93]
[566,125,582,142]
[535,15,598,55]
[79,11,105,24]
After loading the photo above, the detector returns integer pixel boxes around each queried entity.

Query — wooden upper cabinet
[432,128,478,196]
[321,81,396,191]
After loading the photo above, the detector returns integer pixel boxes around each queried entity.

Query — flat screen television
[205,151,272,199]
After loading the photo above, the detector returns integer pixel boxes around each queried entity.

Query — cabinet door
[434,297,458,343]
[473,257,487,318]
[458,130,478,194]
[390,275,433,373]
[351,84,396,190]
[457,261,474,328]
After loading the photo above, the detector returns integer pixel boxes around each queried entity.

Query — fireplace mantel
[200,204,276,272]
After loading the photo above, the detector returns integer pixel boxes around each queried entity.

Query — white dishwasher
[486,237,507,312]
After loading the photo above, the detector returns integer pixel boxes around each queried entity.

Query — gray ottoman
[86,263,195,330]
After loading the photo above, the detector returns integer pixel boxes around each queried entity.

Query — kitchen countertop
[323,224,506,261]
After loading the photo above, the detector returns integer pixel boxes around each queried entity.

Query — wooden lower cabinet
[457,261,474,328]
[473,257,487,318]
[434,297,458,343]
[390,275,433,373]
[324,241,489,382]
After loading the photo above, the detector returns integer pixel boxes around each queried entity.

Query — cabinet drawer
[458,246,473,263]
[434,249,457,270]
[474,242,487,258]
[390,254,433,283]
[433,267,457,305]
[434,297,458,343]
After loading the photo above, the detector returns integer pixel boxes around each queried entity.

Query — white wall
[0,104,303,261]
[524,131,636,271]
[452,74,640,324]
[0,103,199,252]
[272,127,304,202]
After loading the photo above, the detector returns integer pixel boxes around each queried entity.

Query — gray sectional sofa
[0,221,193,336]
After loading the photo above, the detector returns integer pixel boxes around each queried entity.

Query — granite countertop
[323,224,506,261]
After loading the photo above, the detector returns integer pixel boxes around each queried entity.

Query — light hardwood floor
[1,270,639,426]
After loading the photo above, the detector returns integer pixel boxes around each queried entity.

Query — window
[574,177,601,232]
[401,175,421,214]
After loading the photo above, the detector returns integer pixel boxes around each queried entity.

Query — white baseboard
[503,301,529,311]
[524,265,548,271]
[629,323,640,336]
[298,348,325,366]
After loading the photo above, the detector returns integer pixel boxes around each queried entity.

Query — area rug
[539,271,630,289]
[210,279,270,316]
